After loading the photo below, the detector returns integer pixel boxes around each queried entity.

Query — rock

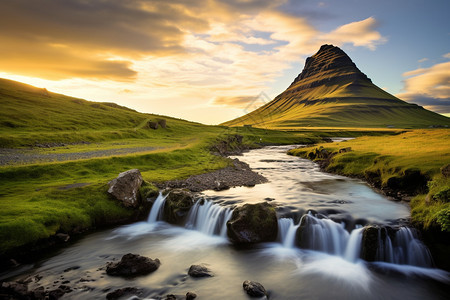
[361,225,380,262]
[148,121,159,129]
[339,147,352,153]
[186,291,197,300]
[106,287,141,300]
[1,281,28,298]
[32,286,46,299]
[165,294,177,300]
[163,189,195,224]
[243,280,267,298]
[360,226,395,262]
[108,169,143,208]
[214,180,230,191]
[106,253,160,277]
[227,202,278,244]
[441,164,450,177]
[48,285,72,299]
[157,119,167,128]
[210,134,246,156]
[188,264,213,277]
[55,233,70,242]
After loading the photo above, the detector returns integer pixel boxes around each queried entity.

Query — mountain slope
[223,44,450,129]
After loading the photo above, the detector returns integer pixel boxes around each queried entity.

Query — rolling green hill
[0,78,219,148]
[223,44,450,129]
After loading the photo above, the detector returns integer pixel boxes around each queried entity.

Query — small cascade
[147,192,167,223]
[294,214,433,267]
[343,227,363,262]
[394,227,433,267]
[278,218,300,248]
[298,214,350,256]
[185,199,233,237]
[375,227,394,262]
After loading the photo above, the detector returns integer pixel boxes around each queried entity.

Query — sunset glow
[1,0,448,123]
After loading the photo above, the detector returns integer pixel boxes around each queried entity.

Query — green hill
[223,44,450,129]
[0,78,214,148]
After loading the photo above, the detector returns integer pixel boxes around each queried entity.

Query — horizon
[0,0,449,124]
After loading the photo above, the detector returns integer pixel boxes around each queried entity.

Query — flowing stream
[2,146,449,299]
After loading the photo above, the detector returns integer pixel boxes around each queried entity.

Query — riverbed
[2,146,449,299]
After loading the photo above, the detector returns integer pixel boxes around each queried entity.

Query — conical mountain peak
[290,44,370,88]
[222,44,450,129]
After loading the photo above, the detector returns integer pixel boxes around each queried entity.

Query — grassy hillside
[223,45,450,129]
[288,129,450,232]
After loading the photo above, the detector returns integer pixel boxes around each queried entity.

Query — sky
[0,0,449,124]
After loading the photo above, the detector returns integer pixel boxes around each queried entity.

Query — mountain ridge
[223,44,450,129]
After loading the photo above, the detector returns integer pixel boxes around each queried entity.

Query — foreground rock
[106,253,160,277]
[108,169,143,207]
[227,202,278,244]
[188,264,213,277]
[159,159,267,192]
[0,281,72,300]
[163,189,195,224]
[186,291,197,299]
[243,280,267,298]
[106,287,142,300]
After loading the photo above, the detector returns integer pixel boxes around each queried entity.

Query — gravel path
[0,146,158,166]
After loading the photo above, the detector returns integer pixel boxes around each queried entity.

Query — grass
[0,78,333,255]
[288,129,450,232]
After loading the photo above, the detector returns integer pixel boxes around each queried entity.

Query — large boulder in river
[108,169,143,208]
[106,253,160,277]
[361,225,395,262]
[163,189,195,224]
[227,202,278,244]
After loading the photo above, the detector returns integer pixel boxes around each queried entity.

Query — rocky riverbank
[156,158,267,192]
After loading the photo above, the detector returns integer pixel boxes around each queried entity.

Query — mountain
[223,44,450,129]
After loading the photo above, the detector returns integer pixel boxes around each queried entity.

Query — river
[2,145,449,299]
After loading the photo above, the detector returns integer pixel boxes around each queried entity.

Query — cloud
[443,53,450,59]
[320,17,387,50]
[212,96,259,108]
[0,0,388,122]
[418,58,428,63]
[0,0,204,80]
[397,61,450,114]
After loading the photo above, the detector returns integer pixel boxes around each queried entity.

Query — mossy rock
[226,202,277,244]
[163,189,195,224]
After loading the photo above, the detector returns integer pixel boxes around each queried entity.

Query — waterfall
[298,214,350,256]
[343,227,363,262]
[294,214,432,267]
[278,218,300,248]
[185,199,233,237]
[147,192,167,223]
[391,227,433,267]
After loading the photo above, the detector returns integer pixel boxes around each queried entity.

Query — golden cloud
[397,61,450,113]
[0,0,389,122]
